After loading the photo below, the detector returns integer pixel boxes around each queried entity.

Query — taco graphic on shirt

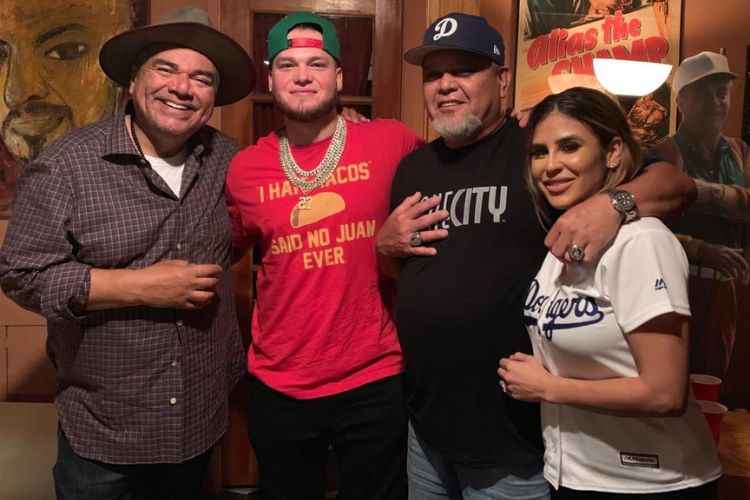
[290,192,345,228]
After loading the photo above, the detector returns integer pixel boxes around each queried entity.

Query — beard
[431,114,483,143]
[1,103,73,166]
[274,92,339,123]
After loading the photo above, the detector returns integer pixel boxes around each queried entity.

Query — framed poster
[515,0,682,148]
[0,0,148,217]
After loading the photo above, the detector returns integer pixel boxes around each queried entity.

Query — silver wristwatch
[608,189,638,223]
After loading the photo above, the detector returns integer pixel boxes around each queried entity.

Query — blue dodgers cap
[404,12,505,66]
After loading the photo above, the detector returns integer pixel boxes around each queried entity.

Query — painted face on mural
[0,0,131,165]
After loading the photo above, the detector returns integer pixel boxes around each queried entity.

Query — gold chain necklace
[279,116,346,210]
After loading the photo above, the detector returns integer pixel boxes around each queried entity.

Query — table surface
[0,402,58,500]
[720,410,750,477]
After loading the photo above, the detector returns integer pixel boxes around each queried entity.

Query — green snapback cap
[267,12,340,63]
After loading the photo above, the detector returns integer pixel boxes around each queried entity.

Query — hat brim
[99,22,255,106]
[677,70,737,95]
[404,44,502,66]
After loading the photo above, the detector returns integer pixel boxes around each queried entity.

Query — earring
[607,162,618,169]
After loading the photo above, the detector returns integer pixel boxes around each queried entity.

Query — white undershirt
[145,150,187,197]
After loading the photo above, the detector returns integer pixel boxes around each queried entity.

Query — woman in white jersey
[499,87,721,499]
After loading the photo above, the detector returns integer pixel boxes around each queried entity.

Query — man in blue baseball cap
[402,13,508,148]
[376,12,695,499]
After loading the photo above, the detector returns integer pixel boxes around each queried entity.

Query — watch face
[613,191,635,211]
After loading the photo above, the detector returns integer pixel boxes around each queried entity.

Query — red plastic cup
[690,374,722,402]
[697,400,728,445]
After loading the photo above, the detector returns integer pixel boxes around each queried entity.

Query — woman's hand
[498,352,555,402]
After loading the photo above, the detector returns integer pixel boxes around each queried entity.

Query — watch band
[608,189,638,223]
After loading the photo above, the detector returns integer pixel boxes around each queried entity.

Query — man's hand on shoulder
[507,108,532,128]
[340,106,370,124]
[546,193,621,264]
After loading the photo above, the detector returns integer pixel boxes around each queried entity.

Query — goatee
[431,114,483,143]
[275,94,339,123]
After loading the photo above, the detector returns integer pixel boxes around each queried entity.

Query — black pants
[247,374,408,500]
[53,428,211,500]
[551,480,717,500]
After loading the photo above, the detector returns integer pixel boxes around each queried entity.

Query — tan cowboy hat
[99,6,255,106]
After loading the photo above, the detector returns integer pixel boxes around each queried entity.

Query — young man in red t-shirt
[225,12,423,500]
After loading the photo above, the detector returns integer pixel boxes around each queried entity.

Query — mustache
[2,101,72,135]
[1,101,72,163]
[3,100,71,124]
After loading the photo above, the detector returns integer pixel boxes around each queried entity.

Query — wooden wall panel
[401,0,428,137]
[0,291,44,327]
[479,0,516,107]
[1,215,48,404]
[246,0,375,15]
[1,328,7,401]
[373,0,403,119]
[6,326,56,402]
[0,220,45,327]
[218,0,253,149]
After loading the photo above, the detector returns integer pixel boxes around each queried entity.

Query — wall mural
[0,0,148,217]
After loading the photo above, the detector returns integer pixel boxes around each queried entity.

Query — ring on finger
[499,380,507,393]
[410,231,423,247]
[567,243,585,262]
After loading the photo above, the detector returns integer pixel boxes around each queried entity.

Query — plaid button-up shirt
[0,106,245,464]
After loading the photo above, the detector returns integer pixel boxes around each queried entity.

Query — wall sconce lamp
[593,58,673,96]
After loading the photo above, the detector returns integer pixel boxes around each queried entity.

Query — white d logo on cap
[433,18,458,40]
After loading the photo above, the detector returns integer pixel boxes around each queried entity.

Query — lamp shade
[593,59,672,96]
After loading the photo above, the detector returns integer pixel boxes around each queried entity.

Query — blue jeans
[53,428,211,500]
[407,421,550,500]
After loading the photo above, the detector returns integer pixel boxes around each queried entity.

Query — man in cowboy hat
[651,51,750,384]
[0,7,254,499]
[225,11,422,500]
[376,12,694,498]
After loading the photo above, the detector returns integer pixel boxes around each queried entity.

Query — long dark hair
[525,87,643,226]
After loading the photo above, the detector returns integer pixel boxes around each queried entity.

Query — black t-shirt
[391,120,547,472]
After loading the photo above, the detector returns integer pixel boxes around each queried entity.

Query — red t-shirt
[225,119,423,398]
